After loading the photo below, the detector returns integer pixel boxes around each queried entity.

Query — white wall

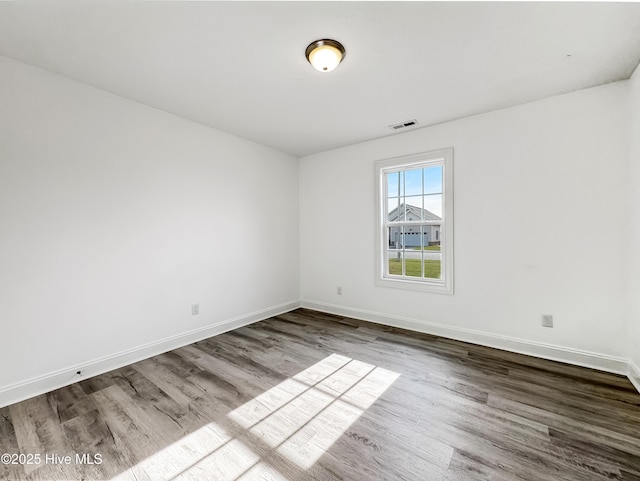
[629,65,640,387]
[300,82,629,368]
[1,51,636,404]
[0,56,299,400]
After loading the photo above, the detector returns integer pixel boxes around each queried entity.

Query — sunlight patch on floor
[229,353,400,469]
[110,422,231,480]
[109,354,399,480]
[109,421,288,481]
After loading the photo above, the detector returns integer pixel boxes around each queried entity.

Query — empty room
[1,2,640,480]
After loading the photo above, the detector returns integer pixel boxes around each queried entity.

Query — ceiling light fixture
[305,39,346,72]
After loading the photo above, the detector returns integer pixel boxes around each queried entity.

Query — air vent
[389,119,418,130]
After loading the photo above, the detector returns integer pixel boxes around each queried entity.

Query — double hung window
[375,148,453,293]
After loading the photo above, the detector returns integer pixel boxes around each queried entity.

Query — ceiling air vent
[389,119,418,130]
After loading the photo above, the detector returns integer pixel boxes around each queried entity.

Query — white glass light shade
[305,39,345,72]
[308,45,342,72]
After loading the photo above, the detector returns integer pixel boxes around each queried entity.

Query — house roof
[388,203,441,222]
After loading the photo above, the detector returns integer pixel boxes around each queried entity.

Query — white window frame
[375,148,454,294]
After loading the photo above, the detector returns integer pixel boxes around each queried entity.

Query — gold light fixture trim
[305,39,346,72]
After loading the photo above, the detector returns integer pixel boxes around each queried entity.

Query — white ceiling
[1,2,640,157]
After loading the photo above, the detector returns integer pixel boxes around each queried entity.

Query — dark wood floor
[1,309,639,481]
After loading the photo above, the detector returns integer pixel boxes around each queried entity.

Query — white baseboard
[0,300,300,409]
[629,360,640,394]
[3,299,637,408]
[300,300,630,377]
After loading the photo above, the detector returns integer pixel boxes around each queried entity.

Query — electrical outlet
[337,286,343,295]
[542,314,553,328]
[192,304,199,315]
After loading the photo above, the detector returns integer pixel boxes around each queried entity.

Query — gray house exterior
[388,203,441,248]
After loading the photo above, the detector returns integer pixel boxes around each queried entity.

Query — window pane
[387,227,401,249]
[404,227,423,277]
[387,250,403,275]
[403,225,419,246]
[404,196,422,220]
[423,165,443,194]
[423,258,441,279]
[423,223,441,279]
[421,225,441,250]
[387,198,400,222]
[404,258,422,277]
[404,168,422,196]
[398,224,406,250]
[424,194,442,219]
[387,172,399,198]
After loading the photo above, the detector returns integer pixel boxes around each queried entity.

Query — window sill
[375,276,454,294]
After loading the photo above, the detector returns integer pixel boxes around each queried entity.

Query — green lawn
[388,258,441,278]
[412,245,441,251]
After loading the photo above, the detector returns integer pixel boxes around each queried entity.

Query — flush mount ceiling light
[305,39,346,72]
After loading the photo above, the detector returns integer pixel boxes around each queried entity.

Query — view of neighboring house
[387,203,441,248]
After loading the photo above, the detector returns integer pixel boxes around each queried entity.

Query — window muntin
[375,149,453,294]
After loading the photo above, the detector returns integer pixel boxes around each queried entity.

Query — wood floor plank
[488,394,640,455]
[61,408,118,480]
[0,406,26,481]
[2,308,640,480]
[132,357,207,408]
[443,448,515,481]
[10,396,80,480]
[45,383,94,425]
